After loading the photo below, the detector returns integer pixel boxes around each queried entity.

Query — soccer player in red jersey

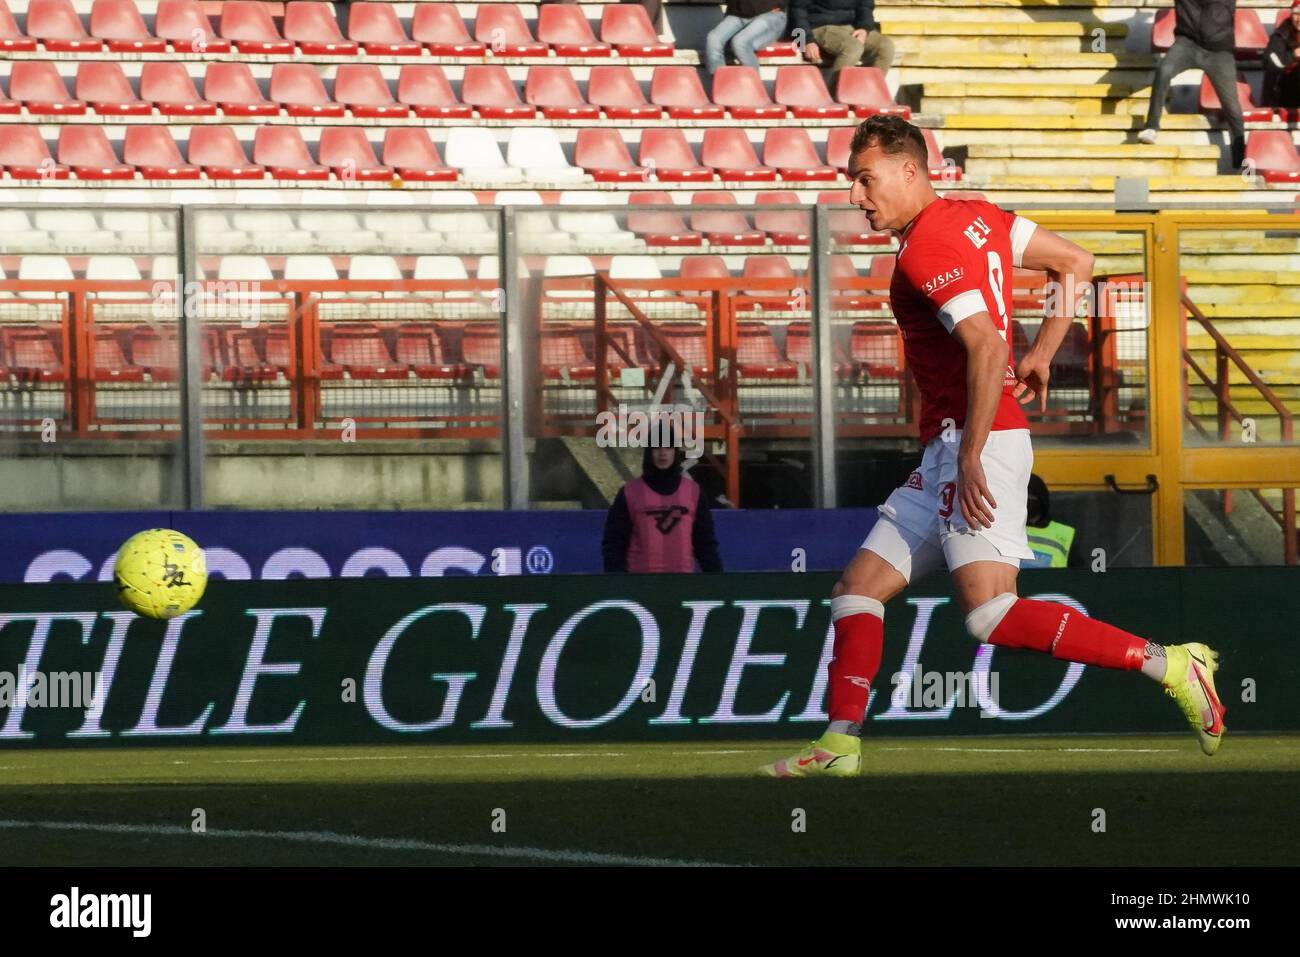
[760,116,1226,777]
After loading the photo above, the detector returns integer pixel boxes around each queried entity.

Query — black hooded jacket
[1173,0,1238,53]
[601,447,724,573]
[1263,18,1300,106]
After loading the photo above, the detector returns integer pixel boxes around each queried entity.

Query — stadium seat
[318,127,392,181]
[27,0,102,51]
[283,2,358,55]
[507,128,585,183]
[0,83,17,116]
[756,40,797,59]
[229,212,309,250]
[679,255,730,283]
[1010,319,1031,362]
[347,2,421,55]
[526,65,599,120]
[783,320,853,377]
[474,4,547,56]
[461,64,535,120]
[252,126,330,180]
[444,127,521,183]
[18,254,75,301]
[540,323,596,380]
[57,126,134,179]
[92,328,145,381]
[90,0,166,52]
[817,190,890,246]
[4,327,64,380]
[557,192,639,247]
[651,66,725,119]
[186,126,265,179]
[599,4,671,56]
[124,126,200,179]
[628,192,701,246]
[335,64,408,118]
[1199,74,1272,122]
[0,127,68,179]
[397,65,472,119]
[9,61,86,115]
[397,324,463,379]
[836,67,910,118]
[1050,322,1090,386]
[922,130,961,181]
[638,128,711,182]
[85,255,147,298]
[102,210,172,247]
[575,128,646,182]
[754,192,810,245]
[498,191,568,245]
[460,323,502,378]
[763,128,837,181]
[426,193,497,252]
[736,319,799,378]
[1245,131,1300,182]
[130,326,188,381]
[701,128,777,181]
[1,1,37,51]
[1152,8,1175,53]
[775,65,850,119]
[218,254,274,283]
[412,256,471,300]
[380,127,457,182]
[741,255,798,306]
[593,316,647,370]
[1234,10,1268,59]
[75,61,150,116]
[328,322,408,378]
[34,210,115,250]
[411,3,485,55]
[348,256,407,302]
[284,254,341,297]
[537,5,611,56]
[219,1,293,54]
[689,191,764,245]
[271,63,344,118]
[826,126,854,173]
[711,66,785,120]
[656,322,710,375]
[155,0,230,53]
[141,62,215,116]
[588,65,661,120]
[851,320,903,377]
[222,327,276,382]
[204,62,279,117]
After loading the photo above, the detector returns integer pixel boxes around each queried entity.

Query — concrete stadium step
[1188,284,1300,303]
[921,82,1153,116]
[898,52,1156,71]
[886,21,1128,38]
[891,31,1125,57]
[978,174,1249,192]
[1186,270,1300,286]
[940,128,1233,149]
[965,144,1223,178]
[898,67,1158,87]
[942,113,1214,132]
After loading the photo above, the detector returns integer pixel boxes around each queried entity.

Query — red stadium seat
[93,329,145,382]
[381,127,457,182]
[1009,319,1031,364]
[851,321,902,377]
[869,256,895,281]
[187,126,265,180]
[1,1,38,51]
[461,323,501,377]
[922,129,962,181]
[124,126,200,179]
[335,64,408,118]
[141,62,216,116]
[575,128,646,182]
[526,65,599,120]
[411,4,485,55]
[817,190,890,246]
[541,325,596,380]
[347,2,421,55]
[763,128,837,181]
[639,129,711,182]
[826,126,854,172]
[688,191,764,245]
[1199,74,1272,122]
[253,126,330,181]
[57,126,134,179]
[319,127,393,181]
[27,0,102,51]
[679,255,730,283]
[736,320,799,378]
[711,66,785,119]
[784,320,853,376]
[600,322,645,372]
[461,64,535,120]
[742,255,797,296]
[656,322,710,375]
[1234,10,1268,58]
[651,66,725,119]
[836,67,909,118]
[283,1,358,55]
[754,191,810,245]
[219,1,293,54]
[474,3,547,56]
[1246,131,1300,182]
[588,65,661,119]
[130,327,179,381]
[222,328,276,383]
[0,83,17,116]
[828,254,878,310]
[204,62,279,117]
[4,328,65,382]
[0,127,69,179]
[775,65,850,119]
[329,323,408,379]
[264,329,294,377]
[155,0,230,53]
[537,5,611,56]
[90,0,166,52]
[9,61,85,115]
[397,65,472,119]
[756,40,797,59]
[627,192,702,246]
[701,128,777,181]
[397,324,463,379]
[271,63,344,118]
[1152,8,1175,52]
[75,61,150,116]
[1050,322,1090,386]
[599,4,671,56]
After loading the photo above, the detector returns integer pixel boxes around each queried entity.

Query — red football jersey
[890,197,1036,444]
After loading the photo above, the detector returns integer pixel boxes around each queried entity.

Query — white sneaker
[1137,129,1159,145]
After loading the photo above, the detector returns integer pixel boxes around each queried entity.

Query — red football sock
[988,597,1146,671]
[827,596,885,723]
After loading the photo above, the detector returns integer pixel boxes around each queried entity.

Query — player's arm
[1014,226,1095,410]
[952,313,1009,529]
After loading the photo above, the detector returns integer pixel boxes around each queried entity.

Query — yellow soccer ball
[114,529,208,620]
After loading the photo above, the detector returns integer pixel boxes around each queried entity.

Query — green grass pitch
[1,736,1296,866]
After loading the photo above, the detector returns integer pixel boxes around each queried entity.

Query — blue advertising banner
[2,509,879,583]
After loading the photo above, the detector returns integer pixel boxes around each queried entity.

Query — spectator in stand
[705,0,789,73]
[789,0,895,81]
[1138,0,1245,170]
[1023,475,1085,569]
[1263,0,1300,111]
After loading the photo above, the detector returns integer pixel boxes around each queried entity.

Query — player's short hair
[849,115,928,167]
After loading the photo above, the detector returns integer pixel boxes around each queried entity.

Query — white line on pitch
[878,747,1178,753]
